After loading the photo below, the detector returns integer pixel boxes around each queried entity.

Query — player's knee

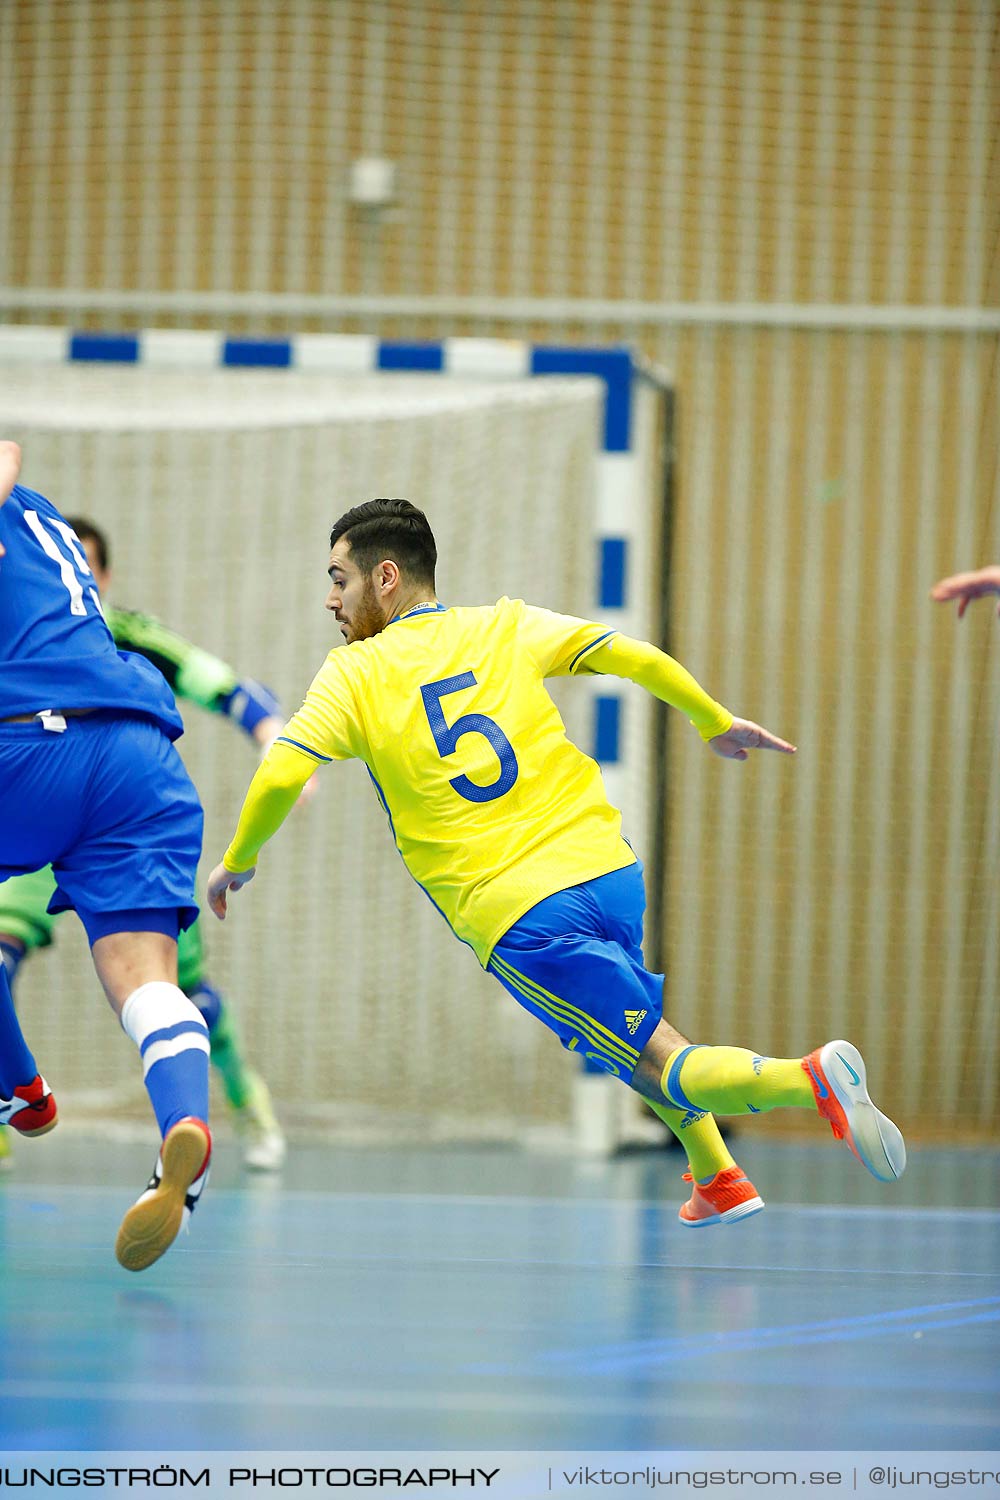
[185,978,225,1034]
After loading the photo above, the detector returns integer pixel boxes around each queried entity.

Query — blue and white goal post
[0,326,674,1154]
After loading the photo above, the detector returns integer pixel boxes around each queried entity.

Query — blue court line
[539,1293,1000,1359]
[470,1296,1000,1376]
[580,1309,1000,1376]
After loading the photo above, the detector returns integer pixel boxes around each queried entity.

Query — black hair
[329,498,436,588]
[65,516,110,572]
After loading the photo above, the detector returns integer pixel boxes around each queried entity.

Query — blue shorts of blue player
[0,710,201,943]
[489,862,663,1082]
[0,708,213,1270]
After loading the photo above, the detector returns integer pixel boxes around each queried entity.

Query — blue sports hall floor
[0,1129,997,1453]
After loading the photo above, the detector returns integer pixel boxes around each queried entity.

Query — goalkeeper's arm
[108,607,285,746]
[583,634,796,761]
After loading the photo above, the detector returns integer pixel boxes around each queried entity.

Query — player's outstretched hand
[709,717,797,762]
[206,862,256,921]
[930,565,1000,618]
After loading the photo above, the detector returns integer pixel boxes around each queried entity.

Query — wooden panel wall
[2,0,995,309]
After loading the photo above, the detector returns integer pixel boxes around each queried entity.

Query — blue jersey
[0,485,183,739]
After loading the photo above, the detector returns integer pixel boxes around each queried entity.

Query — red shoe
[802,1040,906,1182]
[679,1164,764,1227]
[115,1118,212,1273]
[0,1075,57,1136]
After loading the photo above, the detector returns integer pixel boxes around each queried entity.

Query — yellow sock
[645,1098,735,1182]
[662,1044,815,1117]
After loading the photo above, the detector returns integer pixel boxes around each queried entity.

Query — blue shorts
[0,711,203,947]
[488,862,663,1081]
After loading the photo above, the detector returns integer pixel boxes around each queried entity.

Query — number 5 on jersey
[420,672,519,804]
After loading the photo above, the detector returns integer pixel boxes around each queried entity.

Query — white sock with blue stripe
[120,982,210,1138]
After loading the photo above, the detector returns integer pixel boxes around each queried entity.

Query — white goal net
[2,360,657,1144]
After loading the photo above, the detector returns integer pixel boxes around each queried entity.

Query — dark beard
[347,579,384,642]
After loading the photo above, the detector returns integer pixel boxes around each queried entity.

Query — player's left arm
[583,634,796,760]
[206,741,316,918]
[0,442,22,555]
[207,653,358,918]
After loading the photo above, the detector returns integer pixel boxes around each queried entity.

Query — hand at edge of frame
[930,565,1000,618]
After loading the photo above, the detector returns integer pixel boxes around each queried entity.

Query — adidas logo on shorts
[624,1009,647,1035]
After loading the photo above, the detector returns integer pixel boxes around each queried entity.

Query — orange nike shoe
[678,1164,765,1227]
[802,1040,906,1182]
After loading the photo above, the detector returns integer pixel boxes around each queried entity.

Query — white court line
[5,1183,999,1220]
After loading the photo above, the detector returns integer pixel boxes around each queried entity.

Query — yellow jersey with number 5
[277,597,636,964]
